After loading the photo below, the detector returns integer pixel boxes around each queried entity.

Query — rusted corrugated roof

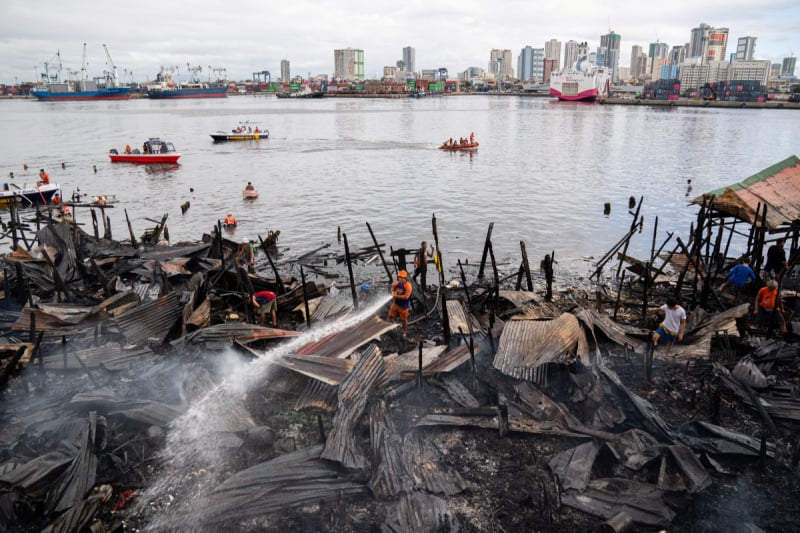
[41,344,155,371]
[294,315,399,359]
[691,155,800,230]
[275,354,354,385]
[294,379,338,412]
[115,293,183,347]
[499,290,562,319]
[493,313,589,380]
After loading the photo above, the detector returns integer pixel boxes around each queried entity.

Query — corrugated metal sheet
[493,313,589,380]
[115,292,183,347]
[294,315,399,359]
[692,155,800,230]
[40,344,155,371]
[275,354,354,385]
[294,378,338,412]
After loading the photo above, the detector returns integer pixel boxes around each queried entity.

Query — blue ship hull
[31,87,131,101]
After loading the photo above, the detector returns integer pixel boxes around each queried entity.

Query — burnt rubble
[1,201,800,533]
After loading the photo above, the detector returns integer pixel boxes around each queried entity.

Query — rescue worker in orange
[37,169,50,186]
[754,279,787,334]
[223,212,238,226]
[387,270,413,336]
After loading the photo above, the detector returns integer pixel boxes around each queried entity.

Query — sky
[1,0,798,84]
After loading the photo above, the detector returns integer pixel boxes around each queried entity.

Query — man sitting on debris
[647,297,686,357]
[387,270,412,336]
[251,290,277,327]
[719,257,756,295]
[754,279,787,335]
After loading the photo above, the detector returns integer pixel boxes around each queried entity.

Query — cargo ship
[549,57,610,102]
[146,65,228,99]
[31,44,131,101]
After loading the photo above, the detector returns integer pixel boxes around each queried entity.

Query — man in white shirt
[647,298,687,357]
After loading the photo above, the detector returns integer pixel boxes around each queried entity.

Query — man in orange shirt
[387,270,412,336]
[754,279,786,334]
[37,169,50,186]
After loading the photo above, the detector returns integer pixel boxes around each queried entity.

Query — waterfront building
[489,49,514,80]
[660,64,679,80]
[782,57,797,77]
[689,23,711,58]
[543,59,557,82]
[545,39,562,71]
[649,42,669,62]
[736,37,757,62]
[563,40,579,70]
[383,66,397,80]
[680,59,770,90]
[403,47,416,75]
[617,66,630,82]
[600,31,621,81]
[518,46,544,81]
[280,60,290,83]
[334,48,364,81]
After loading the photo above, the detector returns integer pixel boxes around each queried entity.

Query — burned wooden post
[124,208,138,248]
[616,196,643,279]
[650,216,659,262]
[642,261,650,320]
[9,201,18,251]
[477,222,494,279]
[520,241,533,291]
[300,265,311,329]
[417,340,423,389]
[441,288,451,345]
[366,222,393,285]
[342,233,359,312]
[457,259,472,310]
[515,262,524,291]
[613,270,626,321]
[258,235,286,295]
[91,209,100,239]
[488,241,500,309]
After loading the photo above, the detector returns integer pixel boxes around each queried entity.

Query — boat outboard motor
[109,148,118,154]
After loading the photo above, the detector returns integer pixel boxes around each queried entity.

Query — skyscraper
[489,49,513,79]
[402,47,416,75]
[736,37,757,62]
[563,40,579,71]
[519,46,535,80]
[782,56,797,76]
[649,42,669,60]
[705,28,729,63]
[600,31,621,81]
[545,39,562,72]
[280,60,290,82]
[630,45,645,80]
[669,45,686,66]
[689,23,711,58]
[333,48,365,81]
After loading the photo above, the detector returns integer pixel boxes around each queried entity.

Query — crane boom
[103,44,120,87]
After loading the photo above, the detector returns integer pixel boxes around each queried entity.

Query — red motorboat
[439,141,479,151]
[109,138,181,164]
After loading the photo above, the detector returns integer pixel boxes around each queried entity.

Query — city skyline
[1,0,798,84]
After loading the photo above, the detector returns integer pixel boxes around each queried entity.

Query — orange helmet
[398,270,408,278]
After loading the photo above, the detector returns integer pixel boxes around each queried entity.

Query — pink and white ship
[549,58,611,102]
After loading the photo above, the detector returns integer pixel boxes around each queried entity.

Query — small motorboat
[243,189,259,199]
[211,129,269,142]
[439,141,479,151]
[0,182,61,209]
[109,138,181,164]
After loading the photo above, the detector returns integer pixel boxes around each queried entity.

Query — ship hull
[147,87,228,99]
[31,87,131,101]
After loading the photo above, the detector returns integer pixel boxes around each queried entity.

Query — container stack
[643,79,680,100]
[711,80,767,103]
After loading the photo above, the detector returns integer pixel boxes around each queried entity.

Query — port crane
[103,44,121,87]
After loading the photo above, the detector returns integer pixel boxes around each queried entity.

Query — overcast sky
[2,0,798,84]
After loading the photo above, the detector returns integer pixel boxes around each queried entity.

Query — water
[1,96,796,273]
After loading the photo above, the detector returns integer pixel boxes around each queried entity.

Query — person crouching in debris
[754,279,787,335]
[718,257,756,296]
[387,270,412,336]
[251,290,277,327]
[647,297,686,357]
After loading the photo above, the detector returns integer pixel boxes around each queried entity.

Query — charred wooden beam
[478,222,494,279]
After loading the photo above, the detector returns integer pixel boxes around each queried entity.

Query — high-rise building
[735,37,757,62]
[280,60,290,82]
[649,42,669,60]
[519,46,545,81]
[630,45,643,77]
[669,45,686,66]
[705,28,729,63]
[403,46,416,75]
[781,56,796,76]
[689,23,711,58]
[600,31,621,81]
[563,40,579,71]
[545,39,562,71]
[333,48,364,81]
[489,49,513,79]
[648,42,668,75]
